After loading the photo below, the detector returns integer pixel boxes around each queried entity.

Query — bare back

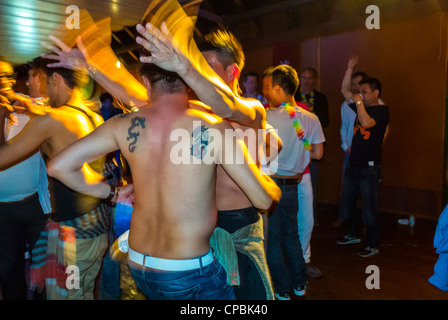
[190,99,267,211]
[216,121,264,210]
[41,105,103,159]
[115,101,227,260]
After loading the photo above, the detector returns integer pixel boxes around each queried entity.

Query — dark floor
[301,205,447,300]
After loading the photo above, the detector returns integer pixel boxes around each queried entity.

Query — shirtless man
[0,61,109,300]
[135,23,281,299]
[47,63,281,300]
[43,19,280,299]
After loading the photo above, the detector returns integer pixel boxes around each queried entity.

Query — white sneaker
[293,285,307,296]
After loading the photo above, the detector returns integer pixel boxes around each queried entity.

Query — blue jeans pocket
[153,283,207,300]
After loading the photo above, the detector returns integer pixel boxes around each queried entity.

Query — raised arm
[136,22,264,129]
[341,55,358,103]
[351,95,376,129]
[42,35,148,109]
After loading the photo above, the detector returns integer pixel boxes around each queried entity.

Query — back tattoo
[127,116,146,153]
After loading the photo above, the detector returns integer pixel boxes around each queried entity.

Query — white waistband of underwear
[128,247,214,271]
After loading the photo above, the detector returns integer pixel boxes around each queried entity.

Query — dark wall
[243,12,448,220]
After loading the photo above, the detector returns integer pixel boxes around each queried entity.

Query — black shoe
[336,234,361,245]
[358,246,379,257]
[306,263,322,278]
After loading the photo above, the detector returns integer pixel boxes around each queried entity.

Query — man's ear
[225,63,241,83]
[274,84,282,95]
[51,72,63,87]
[34,74,42,88]
[142,76,152,98]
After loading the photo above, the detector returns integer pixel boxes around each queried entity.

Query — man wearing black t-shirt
[336,56,390,257]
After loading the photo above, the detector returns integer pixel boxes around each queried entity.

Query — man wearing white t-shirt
[265,64,325,300]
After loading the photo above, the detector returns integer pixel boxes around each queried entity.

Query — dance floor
[301,205,446,300]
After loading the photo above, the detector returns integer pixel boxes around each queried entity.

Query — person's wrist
[104,184,116,203]
[112,187,120,203]
[87,63,97,77]
[351,93,363,103]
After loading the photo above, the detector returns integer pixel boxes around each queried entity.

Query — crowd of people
[0,4,389,301]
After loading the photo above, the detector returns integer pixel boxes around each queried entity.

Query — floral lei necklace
[281,103,312,151]
[300,90,314,112]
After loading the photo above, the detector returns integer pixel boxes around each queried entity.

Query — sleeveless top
[49,104,106,222]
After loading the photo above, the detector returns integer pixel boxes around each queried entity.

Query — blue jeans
[339,164,381,248]
[99,218,121,300]
[267,179,307,294]
[129,258,235,300]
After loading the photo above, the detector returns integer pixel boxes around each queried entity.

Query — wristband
[87,64,97,76]
[105,184,116,203]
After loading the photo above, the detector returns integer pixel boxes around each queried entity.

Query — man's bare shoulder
[29,109,59,128]
[106,109,142,123]
[185,107,231,131]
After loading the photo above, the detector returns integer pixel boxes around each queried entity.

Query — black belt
[217,206,259,233]
[273,177,298,185]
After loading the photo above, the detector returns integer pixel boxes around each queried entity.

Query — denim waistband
[128,248,214,271]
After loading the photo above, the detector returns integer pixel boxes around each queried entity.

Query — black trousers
[0,193,48,300]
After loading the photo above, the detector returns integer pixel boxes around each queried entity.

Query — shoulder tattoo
[126,116,146,153]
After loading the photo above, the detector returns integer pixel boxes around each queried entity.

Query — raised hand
[135,22,189,75]
[347,55,359,70]
[11,93,48,115]
[0,94,14,113]
[41,35,88,71]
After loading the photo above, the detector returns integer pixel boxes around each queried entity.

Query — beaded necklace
[300,90,315,112]
[281,103,312,151]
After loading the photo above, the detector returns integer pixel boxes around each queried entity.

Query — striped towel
[30,220,76,300]
[30,203,110,299]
